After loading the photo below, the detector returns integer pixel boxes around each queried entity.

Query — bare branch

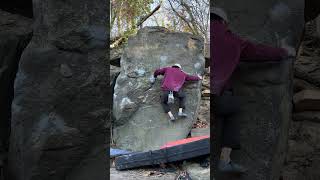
[137,3,162,27]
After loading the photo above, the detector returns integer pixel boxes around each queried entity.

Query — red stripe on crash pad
[160,135,210,149]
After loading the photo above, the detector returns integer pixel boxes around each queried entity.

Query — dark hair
[211,13,223,22]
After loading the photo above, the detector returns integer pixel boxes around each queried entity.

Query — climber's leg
[214,90,247,174]
[222,116,240,150]
[176,90,187,117]
[161,91,175,121]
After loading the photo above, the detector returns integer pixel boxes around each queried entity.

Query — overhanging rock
[113,27,205,151]
[213,0,304,180]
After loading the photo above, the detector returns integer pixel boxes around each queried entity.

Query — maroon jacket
[154,67,200,92]
[211,21,289,95]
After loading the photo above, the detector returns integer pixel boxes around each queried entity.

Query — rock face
[295,56,320,87]
[213,1,304,180]
[293,78,319,93]
[113,27,205,151]
[316,15,320,38]
[294,90,320,111]
[8,0,108,180]
[0,10,32,154]
[282,121,320,180]
[282,6,320,179]
[294,20,320,87]
[183,161,210,180]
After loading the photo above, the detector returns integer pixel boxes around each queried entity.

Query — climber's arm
[185,74,201,81]
[154,68,166,78]
[240,40,289,61]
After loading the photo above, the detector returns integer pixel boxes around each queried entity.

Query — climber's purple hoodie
[154,67,200,92]
[211,20,289,95]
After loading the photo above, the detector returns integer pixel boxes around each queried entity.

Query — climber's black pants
[161,90,186,113]
[213,90,241,150]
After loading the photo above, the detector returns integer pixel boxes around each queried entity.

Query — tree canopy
[110,0,209,47]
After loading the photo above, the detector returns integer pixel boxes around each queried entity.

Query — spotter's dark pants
[211,90,242,180]
[161,90,186,113]
[212,90,241,150]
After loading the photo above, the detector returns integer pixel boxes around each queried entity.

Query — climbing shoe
[217,160,247,174]
[178,112,188,118]
[169,116,176,122]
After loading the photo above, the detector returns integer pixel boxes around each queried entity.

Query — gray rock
[8,0,108,180]
[293,90,320,112]
[191,128,210,137]
[183,162,210,180]
[110,167,176,180]
[281,165,307,180]
[293,78,319,93]
[113,26,205,151]
[110,65,120,86]
[60,64,73,78]
[282,121,320,180]
[110,48,123,67]
[0,10,32,152]
[213,0,304,180]
[294,56,320,87]
[293,112,320,122]
[296,121,320,150]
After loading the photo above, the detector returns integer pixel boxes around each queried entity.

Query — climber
[150,64,202,121]
[211,7,296,174]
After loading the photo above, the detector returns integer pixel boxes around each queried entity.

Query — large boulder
[213,0,304,180]
[281,121,320,180]
[113,27,205,151]
[0,10,32,151]
[8,0,108,180]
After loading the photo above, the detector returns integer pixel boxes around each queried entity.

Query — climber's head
[211,7,228,24]
[172,64,182,69]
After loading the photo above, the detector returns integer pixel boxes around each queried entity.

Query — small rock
[110,167,176,180]
[60,63,73,77]
[293,112,320,122]
[182,162,210,180]
[293,90,320,112]
[293,78,319,93]
[201,90,210,97]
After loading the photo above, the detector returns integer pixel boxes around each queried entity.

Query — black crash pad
[115,137,210,170]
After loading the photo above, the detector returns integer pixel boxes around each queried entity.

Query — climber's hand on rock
[197,75,203,80]
[150,76,156,84]
[281,39,296,57]
[284,46,296,57]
